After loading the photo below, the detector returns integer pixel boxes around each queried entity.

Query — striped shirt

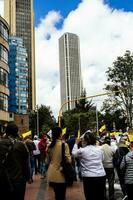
[120,151,133,184]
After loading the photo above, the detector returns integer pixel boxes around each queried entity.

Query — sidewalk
[25,175,123,200]
[25,175,85,200]
[45,181,85,200]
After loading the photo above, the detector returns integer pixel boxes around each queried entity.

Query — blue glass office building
[8,36,28,114]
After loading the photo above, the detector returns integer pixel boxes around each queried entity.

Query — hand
[75,138,81,145]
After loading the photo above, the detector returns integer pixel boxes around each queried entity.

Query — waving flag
[62,127,67,136]
[99,125,106,133]
[22,130,32,138]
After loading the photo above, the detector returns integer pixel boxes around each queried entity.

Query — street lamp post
[95,104,99,135]
[35,105,39,136]
[58,91,114,127]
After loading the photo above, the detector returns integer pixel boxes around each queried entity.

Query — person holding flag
[72,130,106,200]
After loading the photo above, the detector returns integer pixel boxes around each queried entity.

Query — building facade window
[0,21,8,41]
[0,44,8,63]
[0,67,8,86]
[8,36,28,114]
[0,92,8,111]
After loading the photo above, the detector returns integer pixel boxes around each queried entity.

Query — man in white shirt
[33,135,41,174]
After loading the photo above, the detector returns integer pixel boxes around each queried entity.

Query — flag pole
[78,116,81,138]
[96,105,99,135]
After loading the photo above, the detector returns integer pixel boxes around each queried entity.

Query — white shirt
[33,139,40,155]
[72,144,105,177]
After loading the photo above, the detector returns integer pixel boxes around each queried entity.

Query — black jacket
[0,137,30,182]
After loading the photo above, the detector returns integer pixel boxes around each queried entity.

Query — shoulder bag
[60,142,76,186]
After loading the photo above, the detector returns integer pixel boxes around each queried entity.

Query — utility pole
[96,105,99,135]
[35,105,39,136]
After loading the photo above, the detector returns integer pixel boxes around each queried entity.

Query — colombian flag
[22,130,32,138]
[78,129,80,139]
[99,125,106,133]
[62,127,67,136]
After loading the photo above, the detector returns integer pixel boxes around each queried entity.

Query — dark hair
[49,127,62,148]
[104,136,111,145]
[84,130,96,145]
[5,121,18,137]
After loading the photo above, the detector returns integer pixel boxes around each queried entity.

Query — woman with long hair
[72,130,106,200]
[46,127,71,200]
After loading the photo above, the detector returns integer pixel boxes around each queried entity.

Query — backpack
[0,139,14,192]
[113,148,123,167]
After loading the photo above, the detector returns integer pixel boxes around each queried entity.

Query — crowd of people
[0,122,49,200]
[0,121,133,200]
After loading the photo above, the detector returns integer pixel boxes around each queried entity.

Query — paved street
[25,175,123,200]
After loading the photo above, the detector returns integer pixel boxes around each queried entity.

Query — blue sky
[104,0,133,11]
[34,0,133,26]
[34,0,82,26]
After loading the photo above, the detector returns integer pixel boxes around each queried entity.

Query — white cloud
[1,0,133,119]
[36,0,133,118]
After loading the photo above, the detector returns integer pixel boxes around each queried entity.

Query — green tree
[62,110,98,136]
[75,89,95,112]
[62,90,98,136]
[30,105,56,137]
[104,50,133,128]
[101,102,127,132]
[38,105,56,136]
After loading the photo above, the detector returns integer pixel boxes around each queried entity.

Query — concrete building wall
[14,113,29,134]
[59,32,82,112]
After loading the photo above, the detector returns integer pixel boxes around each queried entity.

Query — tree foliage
[104,50,133,128]
[75,89,95,112]
[62,110,98,136]
[30,104,56,137]
[101,103,127,132]
[39,105,56,134]
[62,91,98,136]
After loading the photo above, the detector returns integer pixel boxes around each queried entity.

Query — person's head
[42,134,47,141]
[52,127,62,140]
[104,136,111,145]
[119,138,126,145]
[34,135,38,140]
[49,127,62,148]
[82,130,96,147]
[5,121,19,138]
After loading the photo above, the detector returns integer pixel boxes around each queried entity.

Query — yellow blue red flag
[99,125,106,133]
[78,129,80,139]
[62,127,67,136]
[22,130,32,138]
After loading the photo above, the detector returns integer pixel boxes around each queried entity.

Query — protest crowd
[0,121,133,200]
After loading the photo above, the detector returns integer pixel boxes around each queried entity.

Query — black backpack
[0,139,14,192]
[113,147,127,168]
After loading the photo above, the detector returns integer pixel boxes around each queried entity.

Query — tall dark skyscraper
[59,32,82,112]
[4,0,36,111]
